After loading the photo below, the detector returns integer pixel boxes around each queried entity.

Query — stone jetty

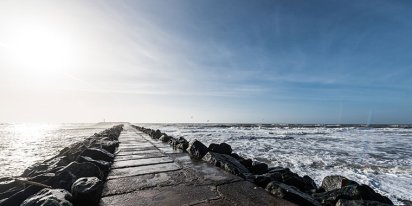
[0,123,397,206]
[100,124,294,205]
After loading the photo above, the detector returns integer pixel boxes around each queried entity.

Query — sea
[0,123,411,204]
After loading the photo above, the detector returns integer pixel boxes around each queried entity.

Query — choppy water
[0,123,116,178]
[142,124,412,204]
[1,123,411,204]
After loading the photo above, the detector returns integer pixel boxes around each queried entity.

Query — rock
[99,140,119,154]
[71,177,103,205]
[202,152,250,178]
[230,153,244,161]
[171,137,189,151]
[159,135,172,143]
[314,184,393,206]
[93,125,123,140]
[50,162,103,191]
[336,199,393,206]
[303,175,318,192]
[250,174,273,188]
[247,167,318,194]
[320,175,359,192]
[402,200,412,206]
[0,180,25,201]
[152,130,162,139]
[267,167,291,174]
[186,139,208,160]
[208,143,232,155]
[0,186,43,206]
[80,148,114,162]
[239,158,253,169]
[265,181,321,206]
[282,173,309,192]
[29,173,56,183]
[250,161,268,175]
[77,156,111,175]
[20,188,72,206]
[22,156,69,177]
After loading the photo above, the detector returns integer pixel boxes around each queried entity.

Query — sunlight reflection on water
[0,123,112,178]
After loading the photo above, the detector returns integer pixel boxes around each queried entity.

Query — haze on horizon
[0,0,411,124]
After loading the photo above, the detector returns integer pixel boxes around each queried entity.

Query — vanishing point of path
[100,124,295,206]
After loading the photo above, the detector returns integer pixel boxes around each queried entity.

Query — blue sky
[0,0,411,123]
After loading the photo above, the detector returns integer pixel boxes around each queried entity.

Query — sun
[6,20,78,80]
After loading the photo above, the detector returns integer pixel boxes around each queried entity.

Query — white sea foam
[145,124,412,204]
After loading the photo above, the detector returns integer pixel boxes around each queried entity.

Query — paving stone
[107,162,181,179]
[217,181,297,206]
[158,146,185,154]
[102,170,190,196]
[111,157,173,169]
[115,153,166,161]
[117,146,157,151]
[172,154,242,185]
[116,150,162,156]
[100,184,219,206]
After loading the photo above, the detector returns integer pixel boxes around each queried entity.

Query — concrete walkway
[100,125,295,206]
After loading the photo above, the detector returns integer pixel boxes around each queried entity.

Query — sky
[0,0,411,124]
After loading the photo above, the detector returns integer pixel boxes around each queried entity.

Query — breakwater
[134,125,395,206]
[0,124,123,205]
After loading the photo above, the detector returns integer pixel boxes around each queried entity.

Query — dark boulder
[49,162,102,191]
[0,185,44,206]
[249,174,273,188]
[303,175,318,192]
[71,177,103,205]
[171,137,189,151]
[77,156,111,175]
[159,134,172,143]
[208,143,232,155]
[267,167,291,174]
[239,158,253,169]
[97,140,119,154]
[22,156,69,177]
[250,161,268,175]
[20,188,72,206]
[265,181,321,206]
[336,199,393,206]
[266,167,317,192]
[80,148,114,162]
[230,153,244,161]
[314,184,393,206]
[202,152,250,178]
[320,175,359,192]
[0,179,25,201]
[152,130,162,139]
[186,139,208,160]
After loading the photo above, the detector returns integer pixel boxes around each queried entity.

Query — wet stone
[107,162,181,180]
[116,150,162,156]
[102,170,191,196]
[117,146,157,152]
[111,157,173,169]
[101,184,219,206]
[114,153,166,161]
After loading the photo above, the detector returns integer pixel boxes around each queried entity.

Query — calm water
[142,123,412,204]
[0,122,116,178]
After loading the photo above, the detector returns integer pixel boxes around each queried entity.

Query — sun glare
[7,20,78,81]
